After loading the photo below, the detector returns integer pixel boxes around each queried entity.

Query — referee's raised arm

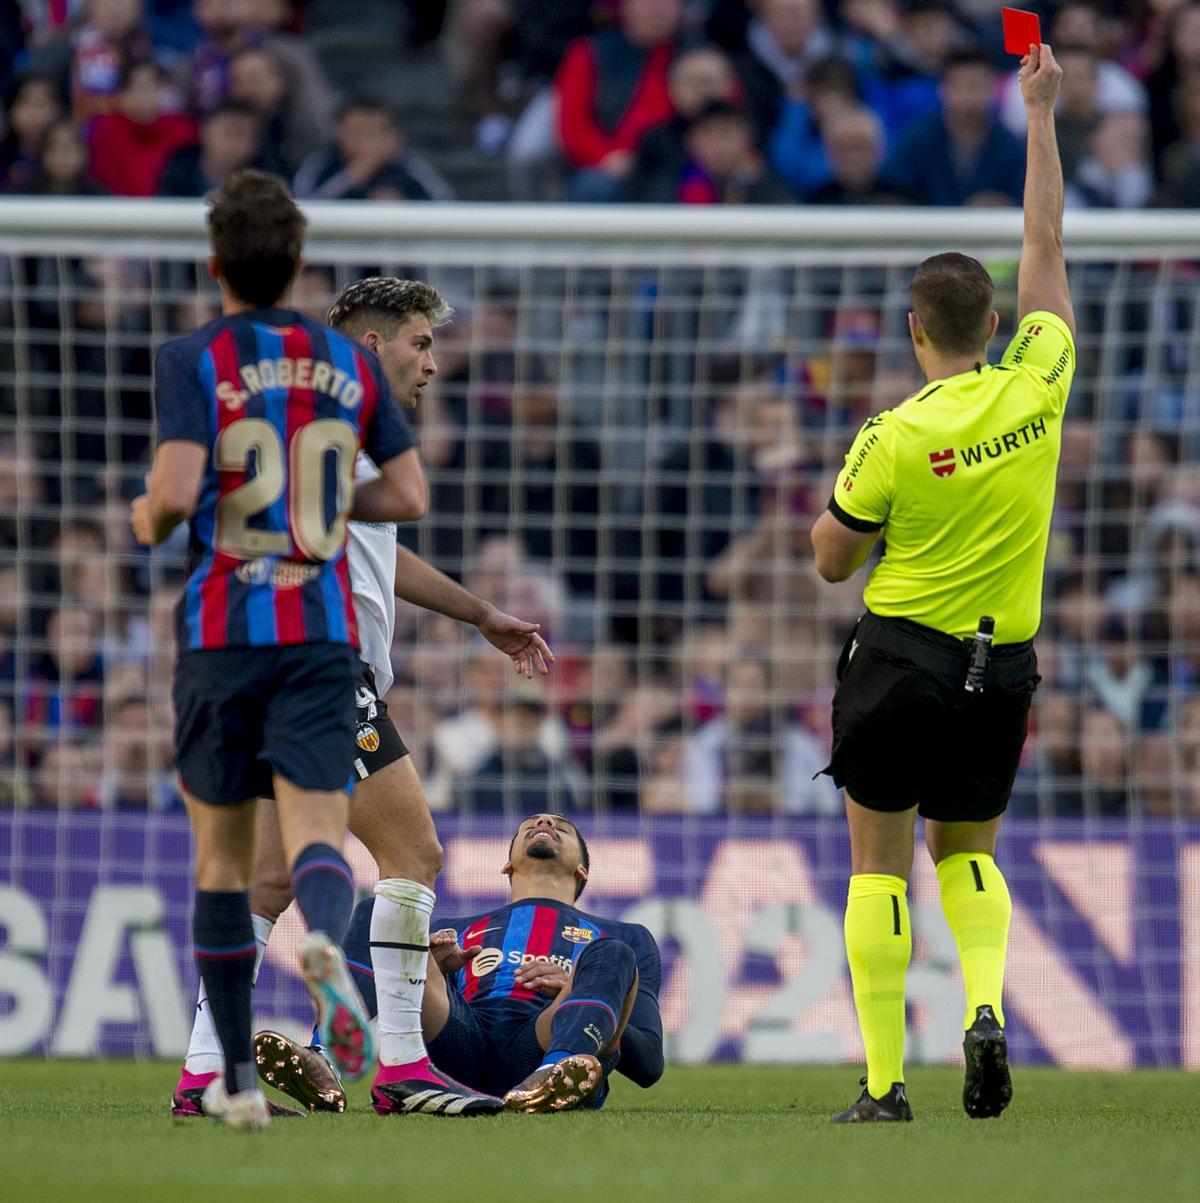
[1016,44,1075,338]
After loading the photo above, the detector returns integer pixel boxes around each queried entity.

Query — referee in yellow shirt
[812,44,1074,1124]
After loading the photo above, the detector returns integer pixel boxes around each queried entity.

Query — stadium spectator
[554,0,682,203]
[157,98,262,196]
[188,0,332,137]
[1085,615,1167,731]
[87,60,196,196]
[0,0,24,81]
[52,517,148,666]
[460,686,584,815]
[292,100,453,202]
[767,55,859,198]
[572,648,679,811]
[30,739,96,808]
[0,562,20,699]
[648,376,768,626]
[859,0,961,138]
[229,12,331,167]
[804,105,902,204]
[456,0,597,154]
[226,44,300,175]
[670,100,792,205]
[0,697,24,807]
[1014,690,1083,816]
[22,605,106,751]
[26,116,106,194]
[624,44,740,203]
[731,0,838,137]
[1146,0,1200,175]
[681,656,837,814]
[464,535,566,646]
[477,370,602,595]
[96,695,179,809]
[887,48,1026,206]
[24,0,157,125]
[0,75,64,193]
[638,718,688,812]
[1156,73,1200,205]
[1079,705,1133,816]
[1066,111,1154,208]
[1167,573,1200,696]
[1039,45,1105,182]
[999,4,1147,139]
[427,644,567,811]
[794,307,884,446]
[189,0,255,114]
[8,0,82,52]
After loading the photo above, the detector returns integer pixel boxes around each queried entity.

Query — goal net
[1,201,1198,1067]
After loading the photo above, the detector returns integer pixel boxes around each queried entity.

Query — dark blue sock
[290,843,355,944]
[542,939,637,1067]
[341,895,378,1019]
[194,890,257,1094]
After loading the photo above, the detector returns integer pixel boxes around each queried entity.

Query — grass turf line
[0,1061,1196,1202]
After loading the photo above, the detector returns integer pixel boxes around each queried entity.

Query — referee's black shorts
[824,611,1039,823]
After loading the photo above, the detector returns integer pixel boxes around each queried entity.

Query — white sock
[371,878,435,1066]
[184,915,274,1075]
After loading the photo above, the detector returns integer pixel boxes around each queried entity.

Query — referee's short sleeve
[829,411,894,532]
[999,310,1075,414]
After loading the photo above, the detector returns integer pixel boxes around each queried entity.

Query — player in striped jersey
[134,172,425,1130]
[173,277,554,1120]
[269,813,664,1114]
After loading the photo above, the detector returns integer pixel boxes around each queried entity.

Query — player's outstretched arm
[391,545,555,677]
[1017,43,1075,338]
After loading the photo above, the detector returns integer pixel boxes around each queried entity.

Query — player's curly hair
[207,169,306,308]
[326,277,453,338]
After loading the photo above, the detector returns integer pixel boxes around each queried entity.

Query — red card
[1002,7,1041,56]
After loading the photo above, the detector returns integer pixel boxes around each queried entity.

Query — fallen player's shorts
[173,643,359,804]
[824,611,1039,822]
[351,665,409,781]
[428,989,619,1105]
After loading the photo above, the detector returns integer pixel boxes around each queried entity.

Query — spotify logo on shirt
[470,947,505,977]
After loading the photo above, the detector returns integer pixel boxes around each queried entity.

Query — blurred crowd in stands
[2,1,1200,820]
[4,1,1200,207]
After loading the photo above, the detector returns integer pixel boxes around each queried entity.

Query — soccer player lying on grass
[259,813,665,1114]
[173,278,553,1122]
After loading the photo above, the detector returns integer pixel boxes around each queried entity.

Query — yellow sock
[936,852,1012,1030]
[844,873,911,1100]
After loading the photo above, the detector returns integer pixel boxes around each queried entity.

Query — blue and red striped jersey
[439,898,661,1023]
[154,306,415,653]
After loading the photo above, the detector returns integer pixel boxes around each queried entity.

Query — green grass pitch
[1,1061,1196,1202]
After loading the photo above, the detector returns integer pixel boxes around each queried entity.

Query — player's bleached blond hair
[326,277,453,337]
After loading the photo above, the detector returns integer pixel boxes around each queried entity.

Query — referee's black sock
[290,842,355,944]
[193,889,257,1095]
[541,938,637,1067]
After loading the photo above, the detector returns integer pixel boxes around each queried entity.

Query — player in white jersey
[173,278,553,1119]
